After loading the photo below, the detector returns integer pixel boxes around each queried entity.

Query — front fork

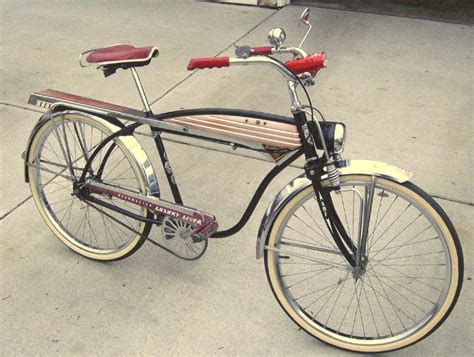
[307,160,358,269]
[292,110,362,270]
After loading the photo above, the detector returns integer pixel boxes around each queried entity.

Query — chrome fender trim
[23,110,160,196]
[256,159,414,259]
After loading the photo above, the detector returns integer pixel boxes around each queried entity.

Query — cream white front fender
[256,160,414,259]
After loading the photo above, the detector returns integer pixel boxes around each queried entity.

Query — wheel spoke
[268,247,348,270]
[368,261,444,292]
[280,238,344,256]
[293,212,338,250]
[285,225,334,250]
[370,211,423,260]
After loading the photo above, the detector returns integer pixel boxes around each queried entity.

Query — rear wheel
[264,175,463,352]
[28,112,153,261]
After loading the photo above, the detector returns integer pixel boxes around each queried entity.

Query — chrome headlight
[333,123,346,153]
[313,121,346,154]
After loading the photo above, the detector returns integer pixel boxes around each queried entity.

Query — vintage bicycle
[23,9,463,353]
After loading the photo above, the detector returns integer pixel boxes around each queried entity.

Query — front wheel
[264,175,463,353]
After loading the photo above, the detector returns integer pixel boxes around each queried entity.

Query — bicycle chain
[146,237,207,261]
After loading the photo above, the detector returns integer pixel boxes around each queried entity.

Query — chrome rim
[268,176,452,347]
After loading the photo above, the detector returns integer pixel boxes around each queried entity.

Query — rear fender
[23,109,159,196]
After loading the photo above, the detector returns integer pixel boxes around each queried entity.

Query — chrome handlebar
[229,56,297,82]
[231,44,309,82]
[271,46,308,58]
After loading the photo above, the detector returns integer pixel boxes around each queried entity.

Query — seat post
[130,67,152,113]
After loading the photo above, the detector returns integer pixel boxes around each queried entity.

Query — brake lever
[298,72,315,86]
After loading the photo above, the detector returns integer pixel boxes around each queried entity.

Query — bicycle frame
[26,89,308,236]
[25,81,414,267]
[152,109,307,238]
[28,91,364,270]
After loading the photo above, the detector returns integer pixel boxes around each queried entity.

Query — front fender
[256,159,414,259]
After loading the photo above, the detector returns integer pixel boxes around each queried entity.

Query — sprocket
[158,217,208,260]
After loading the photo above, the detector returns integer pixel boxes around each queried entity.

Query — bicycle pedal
[191,235,204,243]
[191,220,219,242]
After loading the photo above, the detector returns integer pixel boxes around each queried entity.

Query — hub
[352,254,368,280]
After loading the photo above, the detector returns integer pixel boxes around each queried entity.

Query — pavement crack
[430,194,473,207]
[0,101,43,113]
[0,195,33,221]
[149,9,278,106]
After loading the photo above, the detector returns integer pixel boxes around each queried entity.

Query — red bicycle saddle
[81,44,159,66]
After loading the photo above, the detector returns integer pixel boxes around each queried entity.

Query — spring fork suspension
[326,161,340,189]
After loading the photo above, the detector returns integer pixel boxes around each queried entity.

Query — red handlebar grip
[250,46,273,55]
[187,56,230,71]
[285,52,326,76]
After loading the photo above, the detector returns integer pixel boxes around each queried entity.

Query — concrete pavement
[1,1,472,355]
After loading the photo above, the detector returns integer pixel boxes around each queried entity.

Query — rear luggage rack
[28,89,147,120]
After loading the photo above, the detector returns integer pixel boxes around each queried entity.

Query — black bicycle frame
[78,108,305,236]
[75,106,356,266]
